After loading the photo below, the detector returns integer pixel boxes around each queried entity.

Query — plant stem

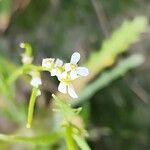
[26,87,38,128]
[65,124,77,150]
[7,66,24,85]
[0,132,62,144]
[7,65,43,85]
[52,94,77,150]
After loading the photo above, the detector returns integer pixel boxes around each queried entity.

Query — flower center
[70,64,77,70]
[58,66,65,73]
[61,74,72,85]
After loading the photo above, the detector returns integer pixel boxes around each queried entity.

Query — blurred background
[0,0,150,150]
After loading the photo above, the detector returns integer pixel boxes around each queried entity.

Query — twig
[126,81,149,103]
[91,0,110,37]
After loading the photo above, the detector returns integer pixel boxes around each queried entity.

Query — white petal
[51,69,57,76]
[62,71,67,77]
[76,67,89,76]
[70,71,78,80]
[58,82,67,94]
[55,59,63,67]
[65,63,71,72]
[55,71,62,79]
[56,73,62,81]
[70,52,80,64]
[42,58,54,69]
[22,54,33,64]
[57,71,67,81]
[30,77,42,88]
[68,84,78,98]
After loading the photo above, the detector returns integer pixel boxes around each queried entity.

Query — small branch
[91,0,110,37]
[7,66,24,85]
[0,132,62,144]
[126,81,150,103]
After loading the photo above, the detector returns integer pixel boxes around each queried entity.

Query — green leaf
[74,16,148,90]
[87,16,147,75]
[75,54,144,104]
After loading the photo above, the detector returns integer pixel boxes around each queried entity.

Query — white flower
[21,53,33,65]
[58,72,78,98]
[42,52,89,99]
[42,58,55,70]
[29,71,42,88]
[65,52,89,80]
[51,59,64,78]
[30,76,42,88]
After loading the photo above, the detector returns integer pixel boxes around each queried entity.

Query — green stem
[65,124,77,150]
[7,66,24,85]
[30,65,44,72]
[52,94,77,150]
[0,132,62,144]
[26,87,38,128]
[7,65,43,85]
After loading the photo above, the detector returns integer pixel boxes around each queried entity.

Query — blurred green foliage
[0,0,11,14]
[0,0,150,150]
[16,0,50,29]
[78,54,144,104]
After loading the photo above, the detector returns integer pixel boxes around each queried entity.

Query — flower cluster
[21,43,42,89]
[42,52,89,98]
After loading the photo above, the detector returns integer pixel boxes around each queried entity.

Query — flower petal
[58,82,67,94]
[22,54,33,65]
[42,58,54,69]
[30,77,42,88]
[61,71,68,79]
[70,71,78,80]
[65,63,71,72]
[68,84,78,98]
[55,59,63,67]
[51,69,57,76]
[56,71,62,79]
[76,67,89,76]
[70,52,80,64]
